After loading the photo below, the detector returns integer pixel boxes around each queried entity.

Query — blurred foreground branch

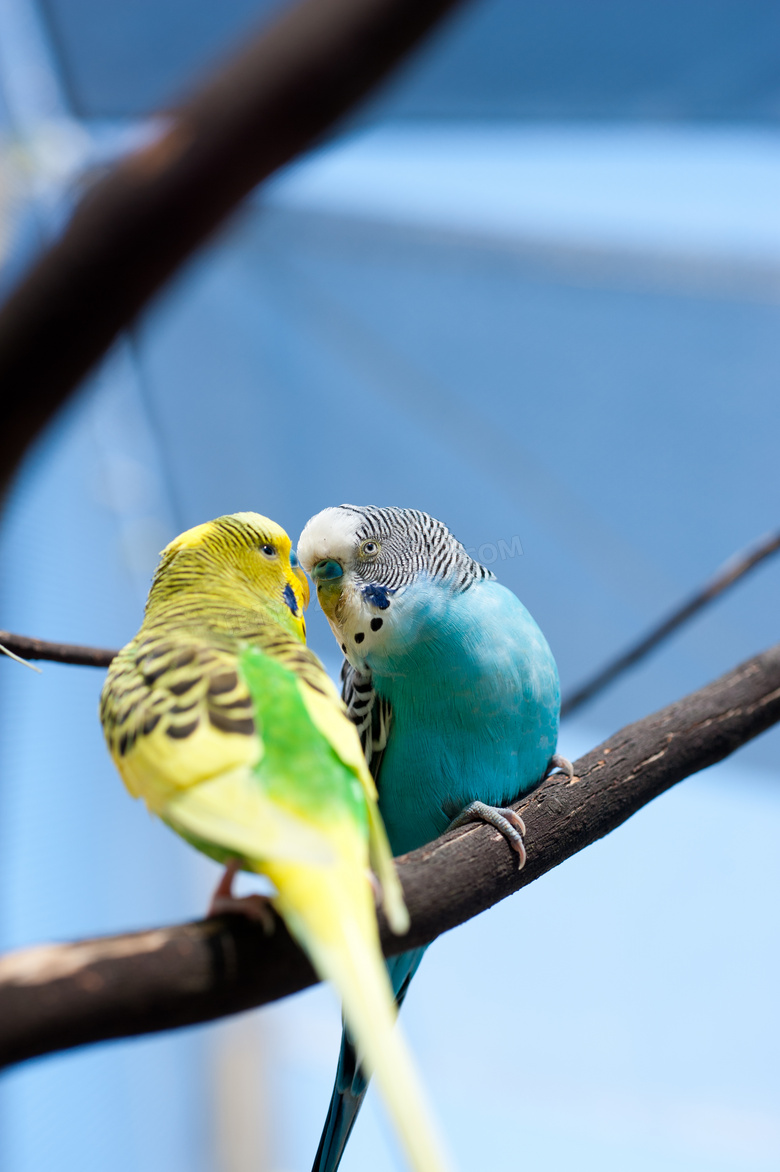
[561,529,780,718]
[2,641,779,1070]
[0,0,464,499]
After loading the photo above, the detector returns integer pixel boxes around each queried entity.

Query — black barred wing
[100,628,258,765]
[340,659,391,782]
[100,612,343,788]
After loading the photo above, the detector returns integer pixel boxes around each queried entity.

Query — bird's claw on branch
[208,859,275,934]
[446,801,527,867]
[546,754,575,780]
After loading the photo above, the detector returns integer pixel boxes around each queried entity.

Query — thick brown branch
[1,642,779,1070]
[0,631,116,668]
[0,0,465,499]
[561,529,780,718]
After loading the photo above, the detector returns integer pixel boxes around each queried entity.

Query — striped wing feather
[340,659,392,781]
[101,624,261,811]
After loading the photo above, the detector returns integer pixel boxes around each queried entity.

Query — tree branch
[0,631,116,668]
[561,529,780,718]
[0,0,465,499]
[2,641,779,1070]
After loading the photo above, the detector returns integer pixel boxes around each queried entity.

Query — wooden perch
[0,0,465,498]
[1,641,779,1071]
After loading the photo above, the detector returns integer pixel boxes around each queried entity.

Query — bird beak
[310,559,344,621]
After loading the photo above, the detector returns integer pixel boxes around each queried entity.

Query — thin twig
[0,0,465,499]
[2,529,777,679]
[4,530,778,676]
[0,631,116,668]
[561,530,780,719]
[0,643,42,672]
[1,641,779,1069]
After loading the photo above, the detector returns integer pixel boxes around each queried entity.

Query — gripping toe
[446,800,527,867]
[546,753,574,780]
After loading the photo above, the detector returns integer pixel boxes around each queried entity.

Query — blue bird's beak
[311,558,344,581]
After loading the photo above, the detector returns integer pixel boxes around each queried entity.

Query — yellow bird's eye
[360,539,380,558]
[260,543,277,558]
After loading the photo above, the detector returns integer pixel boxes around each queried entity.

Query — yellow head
[149,512,310,639]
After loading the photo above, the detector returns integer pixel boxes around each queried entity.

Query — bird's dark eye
[360,540,380,557]
[260,543,277,558]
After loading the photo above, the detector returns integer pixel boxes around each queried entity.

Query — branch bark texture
[2,642,779,1070]
[0,0,464,497]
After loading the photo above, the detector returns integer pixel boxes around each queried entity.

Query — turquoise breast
[364,578,560,855]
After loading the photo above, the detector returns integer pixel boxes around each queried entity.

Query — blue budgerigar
[298,505,570,1172]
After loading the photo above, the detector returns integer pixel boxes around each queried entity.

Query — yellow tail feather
[264,858,453,1172]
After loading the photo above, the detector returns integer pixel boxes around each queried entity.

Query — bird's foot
[208,859,275,933]
[446,801,527,868]
[546,753,574,780]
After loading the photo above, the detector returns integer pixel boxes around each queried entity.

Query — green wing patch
[162,645,370,871]
[238,645,368,831]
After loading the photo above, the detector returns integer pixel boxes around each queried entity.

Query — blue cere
[312,559,344,581]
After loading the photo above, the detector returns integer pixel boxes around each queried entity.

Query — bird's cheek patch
[362,583,394,610]
[283,583,300,616]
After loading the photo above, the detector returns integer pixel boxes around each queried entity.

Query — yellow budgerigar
[100,512,452,1172]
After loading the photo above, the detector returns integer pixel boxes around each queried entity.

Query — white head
[297,504,493,668]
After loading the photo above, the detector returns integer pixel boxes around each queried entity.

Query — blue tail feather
[311,947,427,1172]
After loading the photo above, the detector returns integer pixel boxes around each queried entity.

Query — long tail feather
[312,1036,368,1172]
[313,946,429,1172]
[266,861,451,1172]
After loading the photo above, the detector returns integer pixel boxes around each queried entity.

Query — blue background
[1,2,779,1170]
